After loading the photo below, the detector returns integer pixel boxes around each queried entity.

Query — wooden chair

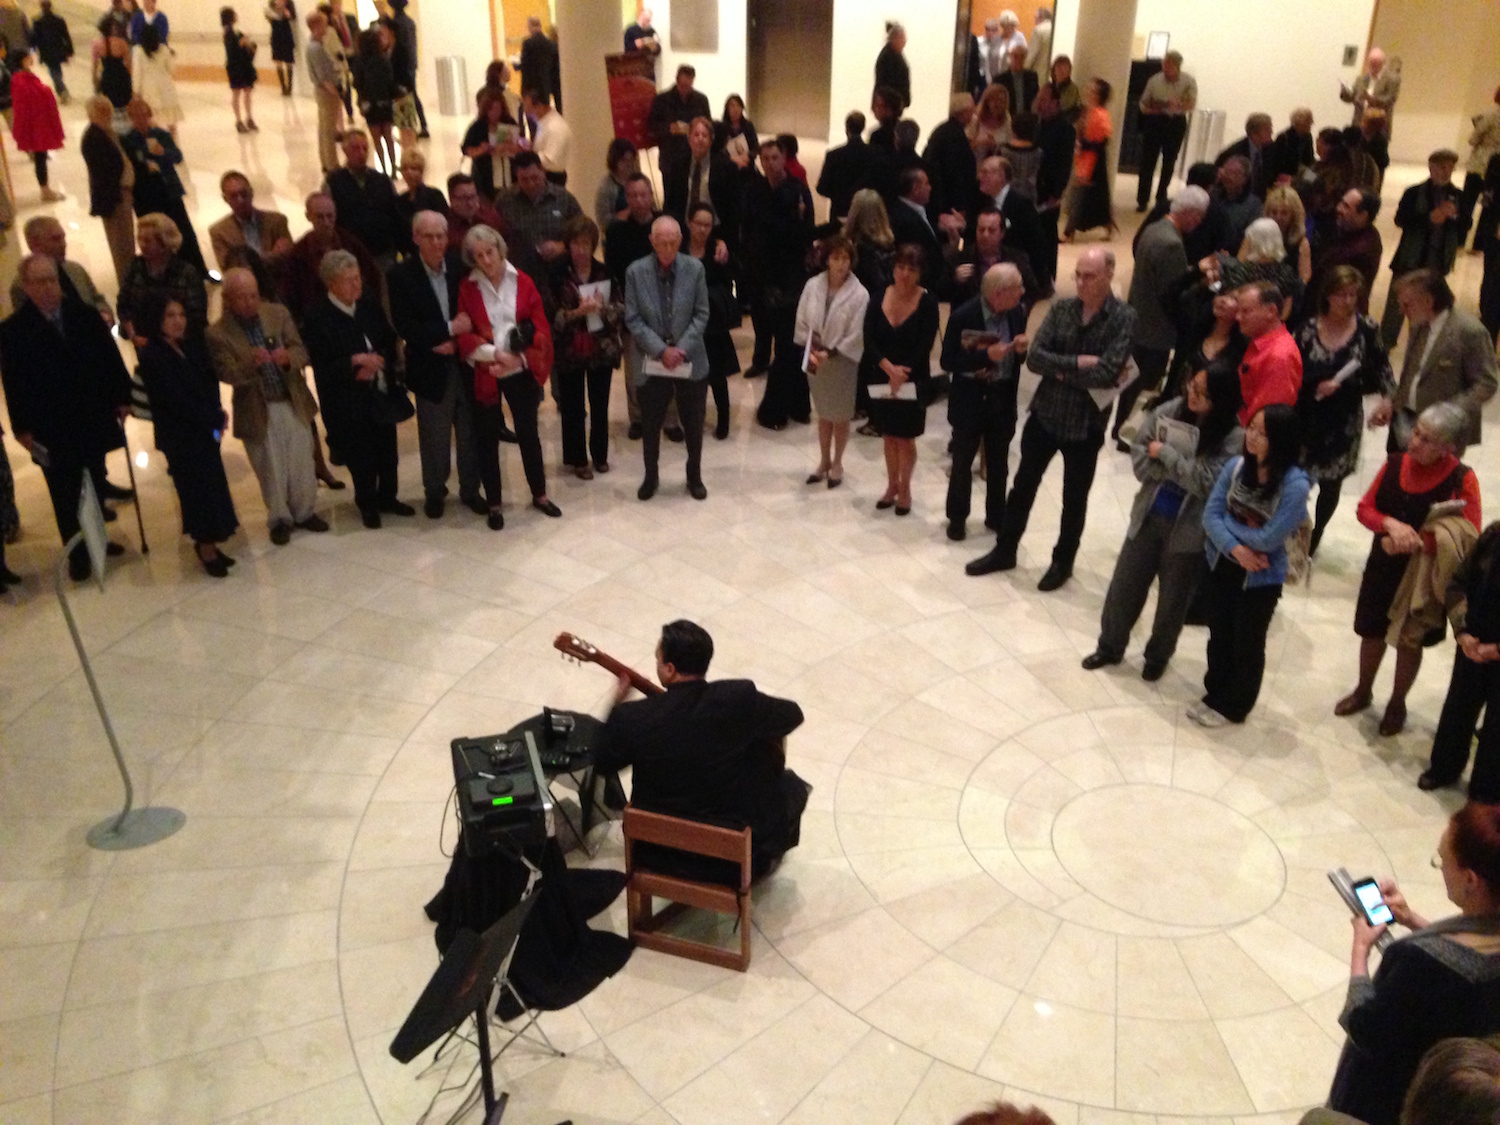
[622,806,753,972]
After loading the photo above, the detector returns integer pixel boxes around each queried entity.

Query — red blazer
[11,70,65,154]
[456,266,553,406]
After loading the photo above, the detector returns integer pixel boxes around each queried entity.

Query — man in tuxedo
[889,166,948,294]
[742,138,814,418]
[971,155,1046,276]
[998,44,1039,115]
[816,111,874,224]
[946,206,1041,309]
[940,264,1030,542]
[922,94,978,220]
[663,116,735,230]
[209,171,294,290]
[388,210,484,519]
[596,619,809,882]
[648,64,712,198]
[0,255,132,580]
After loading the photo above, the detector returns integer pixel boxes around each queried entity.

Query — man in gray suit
[1374,270,1498,453]
[624,216,711,501]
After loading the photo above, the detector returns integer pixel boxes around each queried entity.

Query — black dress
[99,53,131,109]
[267,1,297,63]
[224,28,258,90]
[353,52,395,126]
[137,338,238,544]
[859,289,939,438]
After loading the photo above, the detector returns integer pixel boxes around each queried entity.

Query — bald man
[1341,48,1400,130]
[623,216,711,500]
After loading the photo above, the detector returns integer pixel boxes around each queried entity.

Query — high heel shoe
[827,471,843,490]
[875,497,896,511]
[806,470,827,485]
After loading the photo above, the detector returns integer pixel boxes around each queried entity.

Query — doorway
[746,0,834,142]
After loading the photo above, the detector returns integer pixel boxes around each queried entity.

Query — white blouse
[467,262,520,365]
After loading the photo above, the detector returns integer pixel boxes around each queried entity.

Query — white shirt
[468,262,522,368]
[532,110,573,174]
[1409,309,1450,409]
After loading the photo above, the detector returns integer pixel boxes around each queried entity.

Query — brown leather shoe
[1378,700,1407,737]
[1334,690,1373,717]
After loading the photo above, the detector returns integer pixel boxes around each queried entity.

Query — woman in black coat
[221,6,259,132]
[686,202,739,439]
[134,290,239,576]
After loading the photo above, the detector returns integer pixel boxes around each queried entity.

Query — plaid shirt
[240,316,290,402]
[495,184,582,264]
[1025,293,1136,442]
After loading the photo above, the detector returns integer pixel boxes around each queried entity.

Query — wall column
[556,0,621,191]
[1070,0,1138,182]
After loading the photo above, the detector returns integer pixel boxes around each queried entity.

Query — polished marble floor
[0,72,1490,1125]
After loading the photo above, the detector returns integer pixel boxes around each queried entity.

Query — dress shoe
[202,553,230,579]
[714,418,730,440]
[1417,769,1458,792]
[1142,660,1167,682]
[532,498,562,518]
[318,474,346,490]
[1037,562,1073,592]
[594,461,610,474]
[1334,690,1372,717]
[487,510,505,530]
[379,499,416,517]
[246,118,259,131]
[461,494,488,515]
[965,548,1016,576]
[1378,700,1407,737]
[875,497,896,511]
[220,552,237,567]
[105,541,125,557]
[664,425,685,443]
[100,480,135,501]
[758,417,786,432]
[806,471,826,485]
[269,522,292,545]
[947,520,966,541]
[1081,651,1121,671]
[627,422,643,440]
[296,514,330,533]
[894,503,911,516]
[497,423,519,444]
[743,363,767,379]
[575,465,594,481]
[424,497,445,519]
[827,473,842,489]
[687,480,707,501]
[360,508,382,529]
[637,477,658,501]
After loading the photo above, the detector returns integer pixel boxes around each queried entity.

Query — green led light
[491,796,514,806]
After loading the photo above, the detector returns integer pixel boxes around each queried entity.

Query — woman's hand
[1230,544,1267,571]
[1368,397,1393,428]
[1349,912,1387,975]
[493,350,523,377]
[1315,378,1340,401]
[1382,517,1422,554]
[884,362,910,393]
[1377,876,1423,930]
[1147,440,1164,459]
[807,348,828,374]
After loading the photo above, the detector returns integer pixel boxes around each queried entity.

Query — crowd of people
[0,4,1497,1121]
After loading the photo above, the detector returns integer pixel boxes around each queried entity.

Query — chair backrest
[622,806,751,867]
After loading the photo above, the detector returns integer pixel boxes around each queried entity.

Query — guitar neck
[554,633,662,696]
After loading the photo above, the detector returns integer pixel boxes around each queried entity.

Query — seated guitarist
[595,619,811,883]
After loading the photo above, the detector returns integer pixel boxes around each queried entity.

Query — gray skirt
[809,352,859,423]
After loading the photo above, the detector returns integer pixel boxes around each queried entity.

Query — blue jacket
[1202,458,1310,587]
[623,251,710,385]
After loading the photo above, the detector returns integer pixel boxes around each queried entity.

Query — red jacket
[456,265,552,406]
[10,70,64,154]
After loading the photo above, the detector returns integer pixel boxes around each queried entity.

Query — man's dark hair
[776,133,799,159]
[897,166,927,198]
[894,119,920,151]
[521,86,549,107]
[973,205,1003,227]
[676,64,696,80]
[1185,162,1217,189]
[511,151,543,174]
[1354,188,1381,220]
[660,620,713,676]
[626,171,652,187]
[844,111,866,138]
[759,136,783,154]
[446,171,475,195]
[1397,268,1456,313]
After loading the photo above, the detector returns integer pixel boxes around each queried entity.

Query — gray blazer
[1126,397,1244,554]
[1128,217,1188,351]
[1394,307,1499,448]
[623,251,710,385]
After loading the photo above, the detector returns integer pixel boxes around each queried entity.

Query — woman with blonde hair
[117,211,209,344]
[81,94,135,285]
[968,84,1013,158]
[842,188,895,296]
[1262,183,1312,283]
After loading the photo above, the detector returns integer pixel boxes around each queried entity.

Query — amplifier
[450,730,554,857]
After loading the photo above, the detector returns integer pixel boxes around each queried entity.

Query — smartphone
[1352,878,1395,926]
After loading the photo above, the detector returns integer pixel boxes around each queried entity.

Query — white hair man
[1135,50,1197,211]
[1341,47,1401,130]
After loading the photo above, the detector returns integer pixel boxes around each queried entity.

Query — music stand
[391,893,539,1123]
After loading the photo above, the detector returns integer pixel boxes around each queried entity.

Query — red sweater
[1356,453,1482,534]
[1237,322,1302,425]
[10,70,64,154]
[455,266,553,405]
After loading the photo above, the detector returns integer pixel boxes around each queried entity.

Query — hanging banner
[606,52,658,151]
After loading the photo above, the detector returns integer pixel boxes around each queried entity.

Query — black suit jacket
[596,679,803,833]
[968,190,1046,275]
[0,298,131,463]
[940,295,1030,419]
[325,167,405,258]
[386,250,465,403]
[301,295,401,442]
[518,31,558,102]
[648,87,713,183]
[663,150,739,233]
[816,138,876,221]
[998,69,1040,114]
[889,198,947,293]
[1215,136,1274,197]
[1271,127,1314,182]
[922,118,978,219]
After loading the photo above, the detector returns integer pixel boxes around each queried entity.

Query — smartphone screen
[1353,878,1394,926]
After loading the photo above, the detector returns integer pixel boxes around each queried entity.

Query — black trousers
[474,373,547,503]
[1136,115,1188,207]
[1112,344,1172,439]
[748,286,795,371]
[995,416,1104,567]
[1429,648,1500,799]
[1309,476,1344,556]
[1202,557,1283,722]
[754,302,806,427]
[41,457,108,561]
[343,415,399,514]
[1481,240,1500,345]
[32,151,48,187]
[1460,172,1486,245]
[640,376,706,483]
[412,89,428,132]
[553,364,612,468]
[946,377,1018,528]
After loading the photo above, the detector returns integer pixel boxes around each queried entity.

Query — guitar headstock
[553,631,599,665]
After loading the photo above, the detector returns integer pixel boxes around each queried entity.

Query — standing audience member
[968,247,1136,590]
[1262,184,1313,285]
[663,117,735,231]
[873,21,910,113]
[445,173,505,251]
[594,137,639,229]
[623,8,659,63]
[31,1,73,104]
[743,137,814,426]
[1194,403,1310,726]
[1382,270,1498,453]
[1135,50,1196,211]
[1335,402,1480,737]
[1341,47,1401,130]
[1033,84,1072,288]
[1312,188,1384,313]
[496,151,582,282]
[818,111,875,224]
[922,96,977,220]
[129,0,168,44]
[207,268,327,544]
[1084,364,1243,680]
[121,97,207,276]
[516,16,557,112]
[1272,107,1316,182]
[1325,802,1500,1125]
[464,87,521,202]
[940,263,1029,541]
[350,25,397,174]
[0,256,132,581]
[1233,281,1302,424]
[623,216,711,502]
[388,210,485,517]
[209,171,294,289]
[1425,521,1500,798]
[1380,150,1467,347]
[605,173,669,440]
[325,129,404,266]
[98,23,133,114]
[1048,55,1081,123]
[221,6,258,133]
[1165,287,1246,400]
[394,150,447,248]
[455,224,560,525]
[81,95,135,287]
[9,216,114,324]
[282,191,383,323]
[889,167,947,294]
[649,64,711,197]
[10,52,65,202]
[1026,7,1053,74]
[1063,78,1115,242]
[305,10,342,174]
[522,85,572,186]
[967,85,1014,160]
[715,94,759,170]
[1460,87,1500,248]
[861,244,940,516]
[117,213,208,344]
[684,202,738,440]
[131,25,180,136]
[998,45,1038,116]
[266,0,297,96]
[1217,113,1275,197]
[1212,155,1263,255]
[947,206,1041,309]
[1295,266,1395,555]
[135,291,239,576]
[549,214,622,478]
[388,0,428,138]
[795,234,868,489]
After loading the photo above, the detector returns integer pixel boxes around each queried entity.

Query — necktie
[690,160,704,208]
